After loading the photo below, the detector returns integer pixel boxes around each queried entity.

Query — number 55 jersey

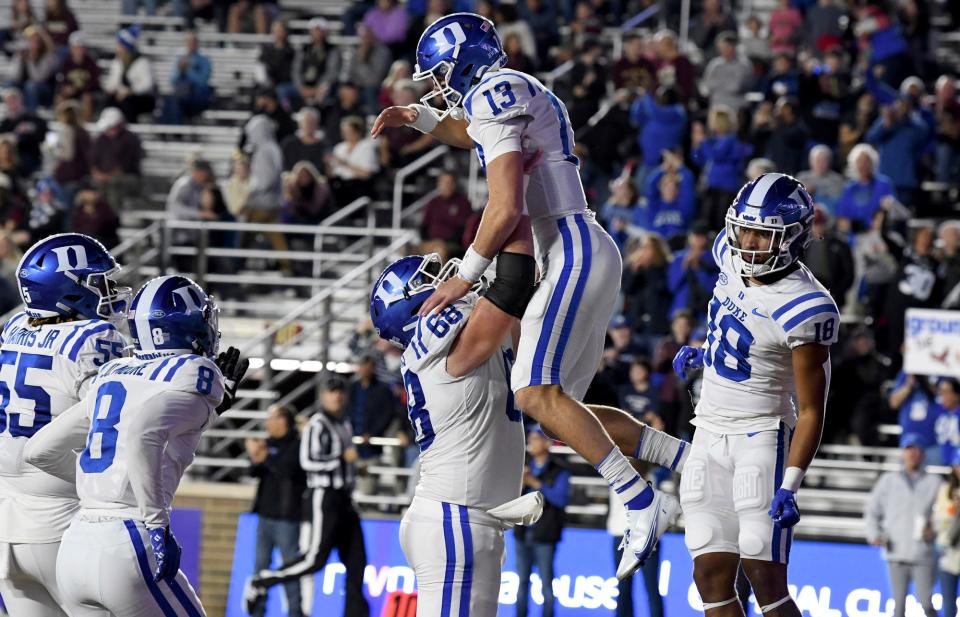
[694,230,840,435]
[0,313,127,543]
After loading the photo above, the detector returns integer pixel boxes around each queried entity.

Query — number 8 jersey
[401,294,524,511]
[73,354,224,525]
[694,230,839,434]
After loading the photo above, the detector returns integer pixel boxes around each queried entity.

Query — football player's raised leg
[588,404,690,473]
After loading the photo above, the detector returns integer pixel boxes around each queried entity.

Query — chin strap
[702,597,738,611]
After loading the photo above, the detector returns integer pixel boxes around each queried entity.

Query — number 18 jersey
[694,231,839,434]
[401,294,524,511]
[0,313,127,542]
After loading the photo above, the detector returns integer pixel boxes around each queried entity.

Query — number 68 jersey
[73,354,224,525]
[694,231,839,434]
[401,294,524,512]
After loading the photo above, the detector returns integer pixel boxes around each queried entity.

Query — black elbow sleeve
[483,252,537,319]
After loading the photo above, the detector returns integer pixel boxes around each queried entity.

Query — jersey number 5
[0,351,53,437]
[79,381,127,473]
[482,82,517,117]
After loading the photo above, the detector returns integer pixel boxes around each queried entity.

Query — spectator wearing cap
[889,373,941,463]
[835,143,896,233]
[69,184,119,249]
[702,32,752,111]
[667,223,719,322]
[11,25,57,111]
[49,99,91,205]
[690,0,736,59]
[43,0,77,50]
[936,379,960,468]
[257,20,298,112]
[320,82,363,148]
[295,18,341,108]
[629,87,687,188]
[419,170,471,261]
[691,106,752,231]
[166,158,214,222]
[866,97,928,207]
[797,146,846,214]
[652,30,695,104]
[803,207,854,310]
[104,26,156,122]
[611,34,656,92]
[361,0,408,54]
[348,354,399,463]
[90,107,143,212]
[764,97,810,176]
[934,449,960,617]
[865,433,942,617]
[281,107,326,172]
[344,25,392,114]
[622,234,673,340]
[245,404,306,617]
[54,31,100,122]
[0,87,47,176]
[161,30,213,125]
[515,426,570,617]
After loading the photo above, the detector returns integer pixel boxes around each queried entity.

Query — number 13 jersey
[400,294,524,512]
[694,230,839,434]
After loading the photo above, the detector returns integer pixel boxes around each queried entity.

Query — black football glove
[215,346,249,415]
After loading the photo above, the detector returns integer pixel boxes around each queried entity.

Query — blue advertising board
[226,514,952,616]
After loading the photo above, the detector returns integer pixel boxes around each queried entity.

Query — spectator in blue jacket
[890,372,942,464]
[600,176,639,253]
[936,379,960,469]
[866,99,928,206]
[692,105,753,230]
[644,151,695,246]
[629,86,687,188]
[836,143,896,233]
[667,222,719,321]
[635,171,694,245]
[161,31,213,124]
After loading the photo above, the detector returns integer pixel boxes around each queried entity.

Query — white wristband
[458,246,492,283]
[406,104,439,134]
[781,466,805,492]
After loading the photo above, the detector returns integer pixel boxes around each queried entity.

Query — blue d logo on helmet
[413,13,507,119]
[128,275,220,357]
[17,233,131,320]
[725,173,814,278]
[370,254,462,348]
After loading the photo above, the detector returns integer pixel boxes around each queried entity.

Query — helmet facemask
[414,60,464,120]
[726,216,804,278]
[88,267,133,319]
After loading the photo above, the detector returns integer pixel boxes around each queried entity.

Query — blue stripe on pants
[123,520,178,617]
[457,506,473,617]
[167,578,203,617]
[771,425,785,563]
[550,214,592,383]
[440,503,456,617]
[530,217,576,385]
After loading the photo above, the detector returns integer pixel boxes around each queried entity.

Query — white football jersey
[694,230,839,434]
[401,294,525,511]
[73,354,224,526]
[463,68,588,221]
[0,312,127,542]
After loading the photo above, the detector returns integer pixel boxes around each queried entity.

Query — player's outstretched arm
[23,401,90,482]
[769,342,831,528]
[370,105,474,150]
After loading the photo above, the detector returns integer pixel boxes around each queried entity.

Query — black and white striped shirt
[300,410,355,490]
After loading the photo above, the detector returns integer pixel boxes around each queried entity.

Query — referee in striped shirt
[246,377,370,616]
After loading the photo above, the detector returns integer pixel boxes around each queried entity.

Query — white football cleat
[616,489,681,581]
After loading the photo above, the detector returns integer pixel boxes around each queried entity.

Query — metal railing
[392,145,450,228]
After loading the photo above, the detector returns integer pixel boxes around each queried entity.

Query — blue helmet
[413,13,507,119]
[17,233,131,320]
[725,173,814,278]
[370,254,461,348]
[127,275,220,357]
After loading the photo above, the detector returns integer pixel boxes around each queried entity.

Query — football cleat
[616,489,681,581]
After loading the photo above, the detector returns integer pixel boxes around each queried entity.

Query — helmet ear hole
[459,63,475,77]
